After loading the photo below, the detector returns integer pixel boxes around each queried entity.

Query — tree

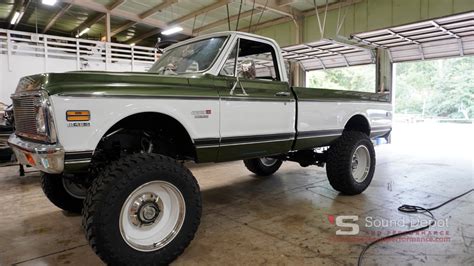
[306,56,474,119]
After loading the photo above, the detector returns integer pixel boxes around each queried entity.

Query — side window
[237,39,280,81]
[219,38,280,81]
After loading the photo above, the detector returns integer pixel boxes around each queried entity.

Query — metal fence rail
[0,29,159,72]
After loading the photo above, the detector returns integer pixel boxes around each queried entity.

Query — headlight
[35,91,57,143]
[36,106,47,134]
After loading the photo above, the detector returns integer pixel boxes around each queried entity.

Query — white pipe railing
[0,29,159,72]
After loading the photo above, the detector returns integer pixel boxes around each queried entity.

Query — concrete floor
[0,122,473,265]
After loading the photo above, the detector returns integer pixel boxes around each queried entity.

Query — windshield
[149,36,228,75]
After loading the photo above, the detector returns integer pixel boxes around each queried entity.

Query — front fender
[50,95,220,153]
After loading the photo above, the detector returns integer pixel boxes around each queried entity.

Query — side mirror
[239,60,256,79]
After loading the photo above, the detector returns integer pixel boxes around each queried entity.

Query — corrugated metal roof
[0,0,344,47]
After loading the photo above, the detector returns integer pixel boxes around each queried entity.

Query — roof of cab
[164,31,279,52]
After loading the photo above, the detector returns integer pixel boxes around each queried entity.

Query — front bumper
[8,134,64,173]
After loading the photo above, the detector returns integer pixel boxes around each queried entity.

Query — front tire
[244,157,283,176]
[82,153,201,265]
[41,173,86,213]
[326,131,376,195]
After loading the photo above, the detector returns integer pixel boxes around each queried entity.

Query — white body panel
[50,95,219,152]
[297,101,392,132]
[220,100,295,138]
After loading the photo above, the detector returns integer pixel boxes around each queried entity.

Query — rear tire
[326,131,376,195]
[82,153,201,265]
[41,173,85,213]
[244,157,282,176]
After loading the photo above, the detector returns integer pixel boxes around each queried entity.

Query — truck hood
[14,71,215,97]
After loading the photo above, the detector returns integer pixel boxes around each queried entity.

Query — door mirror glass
[239,60,256,79]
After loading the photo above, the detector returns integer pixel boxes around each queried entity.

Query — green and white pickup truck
[8,31,391,264]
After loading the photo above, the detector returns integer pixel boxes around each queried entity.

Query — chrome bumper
[8,134,64,173]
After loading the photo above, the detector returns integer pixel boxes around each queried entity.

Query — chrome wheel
[260,157,278,167]
[351,145,371,183]
[119,180,186,252]
[62,178,87,199]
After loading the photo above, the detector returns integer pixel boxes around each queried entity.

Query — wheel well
[344,115,370,136]
[96,112,196,160]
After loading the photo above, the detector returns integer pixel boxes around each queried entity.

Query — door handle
[275,91,290,97]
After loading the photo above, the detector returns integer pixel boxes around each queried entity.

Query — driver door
[216,37,296,162]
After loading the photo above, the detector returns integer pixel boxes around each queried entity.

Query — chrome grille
[12,96,40,139]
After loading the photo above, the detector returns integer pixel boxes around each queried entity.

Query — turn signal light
[66,110,90,121]
[24,153,36,166]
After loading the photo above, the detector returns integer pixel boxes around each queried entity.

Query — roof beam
[73,12,105,34]
[72,0,128,34]
[110,0,178,37]
[107,0,126,11]
[240,0,359,33]
[239,16,289,32]
[194,7,263,34]
[43,3,72,33]
[63,0,193,35]
[127,28,161,45]
[111,21,136,36]
[245,0,301,19]
[167,0,231,26]
[303,0,361,16]
[277,0,297,6]
[140,0,177,19]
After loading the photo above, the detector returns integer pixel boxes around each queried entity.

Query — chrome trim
[11,90,57,143]
[8,134,64,174]
[64,159,92,164]
[221,96,295,102]
[57,93,219,101]
[10,91,42,99]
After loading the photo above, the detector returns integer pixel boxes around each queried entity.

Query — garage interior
[0,0,473,265]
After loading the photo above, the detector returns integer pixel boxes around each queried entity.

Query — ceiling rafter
[107,0,126,11]
[62,0,193,35]
[73,12,105,34]
[127,28,161,45]
[244,0,301,19]
[43,3,73,33]
[239,0,360,33]
[111,21,136,36]
[167,0,232,26]
[72,0,125,34]
[276,0,297,6]
[140,0,178,19]
[110,0,178,38]
[303,0,361,16]
[194,7,264,34]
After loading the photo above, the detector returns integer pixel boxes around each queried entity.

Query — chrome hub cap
[119,181,185,251]
[129,193,163,227]
[351,145,371,183]
[260,157,278,167]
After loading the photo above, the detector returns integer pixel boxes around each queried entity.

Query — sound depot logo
[326,214,451,242]
[327,215,360,235]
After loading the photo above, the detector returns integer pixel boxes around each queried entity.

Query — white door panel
[220,100,295,137]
